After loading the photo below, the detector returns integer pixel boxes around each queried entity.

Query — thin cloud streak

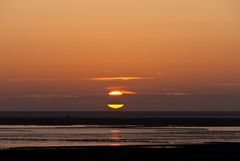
[89,77,154,81]
[9,77,155,82]
[211,83,240,87]
[144,92,191,96]
[9,78,85,82]
[17,93,104,99]
[108,90,138,95]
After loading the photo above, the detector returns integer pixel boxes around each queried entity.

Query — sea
[0,111,240,149]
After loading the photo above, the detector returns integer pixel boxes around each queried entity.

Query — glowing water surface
[0,125,240,149]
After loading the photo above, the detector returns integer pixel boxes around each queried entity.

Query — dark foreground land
[1,143,240,161]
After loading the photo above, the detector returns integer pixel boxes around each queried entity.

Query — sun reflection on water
[110,129,121,146]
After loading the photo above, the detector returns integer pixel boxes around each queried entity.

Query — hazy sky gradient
[0,0,239,110]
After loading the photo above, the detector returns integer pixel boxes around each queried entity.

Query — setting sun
[108,91,123,96]
[0,0,239,160]
[107,104,124,109]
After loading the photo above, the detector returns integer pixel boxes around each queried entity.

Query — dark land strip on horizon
[0,111,240,125]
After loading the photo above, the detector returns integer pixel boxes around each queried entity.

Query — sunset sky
[0,0,239,111]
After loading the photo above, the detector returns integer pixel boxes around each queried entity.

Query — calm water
[1,125,240,149]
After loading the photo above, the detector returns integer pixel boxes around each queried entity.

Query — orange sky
[0,0,239,110]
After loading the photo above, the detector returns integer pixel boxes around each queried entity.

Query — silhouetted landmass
[0,111,240,126]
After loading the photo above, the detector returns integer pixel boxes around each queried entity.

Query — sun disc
[108,91,123,96]
[107,104,124,109]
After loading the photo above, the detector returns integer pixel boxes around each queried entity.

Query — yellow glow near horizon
[90,77,150,81]
[108,91,123,96]
[107,104,124,109]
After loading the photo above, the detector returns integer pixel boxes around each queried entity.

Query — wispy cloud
[106,86,138,95]
[111,90,138,95]
[211,83,240,87]
[19,94,79,99]
[146,92,190,96]
[163,92,190,96]
[18,93,104,99]
[9,76,154,82]
[89,77,153,81]
[9,78,33,82]
[9,78,85,82]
